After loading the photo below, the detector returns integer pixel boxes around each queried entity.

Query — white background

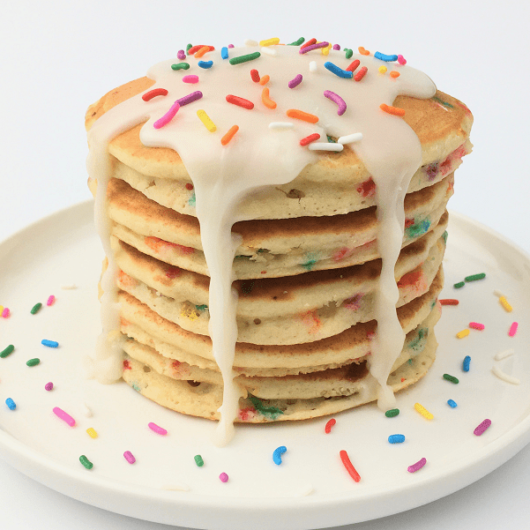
[1,1,529,529]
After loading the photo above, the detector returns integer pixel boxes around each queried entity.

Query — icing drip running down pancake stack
[85,40,473,446]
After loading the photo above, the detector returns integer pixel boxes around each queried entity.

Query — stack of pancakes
[86,77,472,423]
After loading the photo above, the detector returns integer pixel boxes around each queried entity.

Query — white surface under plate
[0,202,528,530]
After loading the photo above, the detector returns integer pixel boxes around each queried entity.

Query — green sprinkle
[465,273,486,282]
[229,52,261,65]
[171,62,190,71]
[408,358,413,365]
[288,37,305,46]
[385,409,400,418]
[30,303,42,315]
[79,455,93,470]
[186,43,192,54]
[442,230,449,244]
[188,191,196,207]
[406,219,431,239]
[326,135,337,143]
[26,358,40,367]
[249,396,283,420]
[443,373,459,384]
[345,48,353,59]
[194,455,204,467]
[454,281,465,289]
[132,382,141,392]
[432,96,454,108]
[0,345,14,358]
[195,304,208,311]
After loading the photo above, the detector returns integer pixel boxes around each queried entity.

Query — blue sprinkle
[447,399,458,408]
[198,60,213,69]
[221,47,229,60]
[6,398,16,410]
[41,340,59,348]
[374,52,399,62]
[388,434,405,444]
[272,445,287,465]
[463,355,471,372]
[324,61,353,79]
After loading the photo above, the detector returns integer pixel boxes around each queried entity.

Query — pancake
[85,41,473,434]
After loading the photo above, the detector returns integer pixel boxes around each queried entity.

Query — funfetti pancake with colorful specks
[85,40,472,443]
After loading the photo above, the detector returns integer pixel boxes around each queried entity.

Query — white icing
[86,44,435,445]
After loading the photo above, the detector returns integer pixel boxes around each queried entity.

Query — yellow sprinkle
[321,43,332,56]
[0,306,3,314]
[378,66,388,74]
[196,110,216,133]
[260,37,280,47]
[181,305,199,321]
[456,329,470,339]
[499,296,513,312]
[414,403,434,420]
[86,428,98,439]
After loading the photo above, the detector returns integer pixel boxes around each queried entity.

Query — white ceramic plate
[0,202,528,530]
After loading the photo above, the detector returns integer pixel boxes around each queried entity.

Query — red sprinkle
[300,133,320,146]
[142,88,169,101]
[325,418,336,434]
[226,95,254,110]
[300,38,317,49]
[339,450,361,482]
[346,60,360,72]
[354,67,368,82]
[185,183,194,190]
[250,69,260,83]
[440,299,459,306]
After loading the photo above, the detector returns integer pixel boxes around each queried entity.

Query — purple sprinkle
[474,419,492,436]
[45,382,54,391]
[288,74,303,89]
[177,50,186,60]
[407,457,427,473]
[177,91,203,107]
[333,44,341,50]
[324,90,347,116]
[228,44,234,49]
[300,41,329,54]
[219,472,229,483]
[124,451,136,464]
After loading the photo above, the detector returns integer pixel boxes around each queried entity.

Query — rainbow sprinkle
[53,407,76,426]
[5,398,16,411]
[45,382,54,391]
[41,339,59,348]
[79,455,93,470]
[221,47,229,59]
[324,61,352,79]
[300,133,320,146]
[338,132,363,144]
[124,451,136,464]
[86,428,98,439]
[221,125,239,146]
[465,273,486,282]
[142,88,168,101]
[250,69,260,82]
[47,295,56,306]
[177,91,203,107]
[385,408,400,418]
[414,403,433,420]
[171,62,190,71]
[260,37,280,47]
[198,60,213,69]
[177,50,186,60]
[30,303,42,315]
[456,329,470,339]
[153,101,180,129]
[443,373,459,384]
[286,109,319,123]
[474,419,491,436]
[148,422,167,435]
[196,109,217,132]
[229,52,260,65]
[324,90,347,116]
[0,344,14,358]
[388,434,405,444]
[194,455,204,467]
[354,67,368,82]
[408,457,426,473]
[375,52,398,62]
[273,445,287,465]
[499,296,513,312]
[26,358,40,367]
[226,94,254,109]
[469,322,485,330]
[288,74,303,89]
[300,41,329,54]
[508,322,518,337]
[325,418,336,433]
[339,450,361,482]
[219,472,229,483]
[463,355,471,372]
[182,75,199,84]
[448,399,458,408]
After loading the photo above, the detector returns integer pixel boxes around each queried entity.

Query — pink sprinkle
[53,407,76,427]
[299,41,329,54]
[47,295,56,307]
[333,44,341,50]
[148,422,167,435]
[2,308,10,318]
[182,75,199,84]
[45,382,54,391]
[508,322,518,337]
[288,74,303,89]
[324,90,347,116]
[123,451,136,464]
[407,457,426,473]
[469,322,485,330]
[397,54,407,65]
[228,44,234,48]
[474,419,492,436]
[177,50,186,60]
[219,472,229,483]
[153,101,180,129]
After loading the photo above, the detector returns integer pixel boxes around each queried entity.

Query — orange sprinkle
[301,38,317,49]
[259,74,270,85]
[358,46,370,55]
[390,71,401,78]
[261,88,277,109]
[194,46,210,58]
[286,109,319,124]
[380,103,405,117]
[221,125,239,146]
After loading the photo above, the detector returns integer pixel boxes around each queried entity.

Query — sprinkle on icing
[226,94,254,109]
[142,88,168,101]
[354,67,368,82]
[286,109,319,123]
[196,109,217,132]
[261,88,277,109]
[375,52,398,62]
[324,61,353,79]
[324,90,347,116]
[221,125,239,145]
[229,52,260,65]
[153,101,180,129]
[288,74,303,89]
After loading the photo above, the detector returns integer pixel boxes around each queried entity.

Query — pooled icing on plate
[86,41,436,446]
